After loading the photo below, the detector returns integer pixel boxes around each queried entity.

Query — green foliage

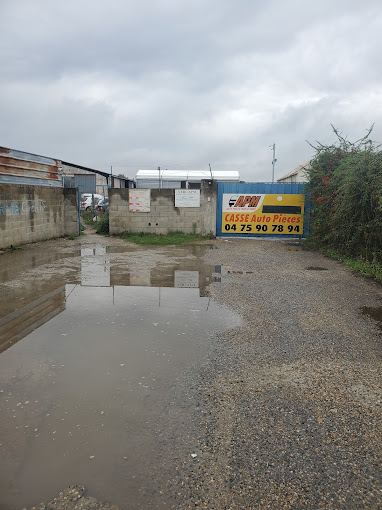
[326,252,382,282]
[306,125,382,268]
[121,231,210,245]
[95,213,109,235]
[81,211,94,226]
[305,241,382,282]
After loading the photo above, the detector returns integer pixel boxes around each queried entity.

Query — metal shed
[135,169,240,189]
[0,146,62,187]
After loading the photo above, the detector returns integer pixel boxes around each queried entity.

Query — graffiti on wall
[0,199,47,216]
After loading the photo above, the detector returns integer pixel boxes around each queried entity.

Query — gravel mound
[25,485,119,510]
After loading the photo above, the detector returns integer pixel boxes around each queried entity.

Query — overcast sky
[1,0,381,182]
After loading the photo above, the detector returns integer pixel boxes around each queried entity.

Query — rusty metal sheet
[0,146,61,184]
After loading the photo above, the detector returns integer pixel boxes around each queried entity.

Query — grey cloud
[1,0,382,182]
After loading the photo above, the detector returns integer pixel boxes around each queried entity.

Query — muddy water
[0,239,240,509]
[361,306,382,331]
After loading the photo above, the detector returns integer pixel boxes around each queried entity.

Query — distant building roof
[277,162,309,183]
[135,169,240,182]
[61,160,110,179]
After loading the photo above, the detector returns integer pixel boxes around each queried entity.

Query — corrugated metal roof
[0,146,62,186]
[61,161,110,179]
[136,169,240,182]
[0,174,63,187]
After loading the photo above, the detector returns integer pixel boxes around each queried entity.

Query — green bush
[95,213,109,235]
[81,211,94,226]
[306,125,382,267]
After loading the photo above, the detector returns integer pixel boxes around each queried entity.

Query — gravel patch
[170,238,382,509]
[25,485,119,510]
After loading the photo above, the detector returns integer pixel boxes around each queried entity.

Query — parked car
[80,193,104,211]
[95,197,109,212]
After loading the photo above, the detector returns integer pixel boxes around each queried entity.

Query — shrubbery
[95,213,109,235]
[306,125,382,273]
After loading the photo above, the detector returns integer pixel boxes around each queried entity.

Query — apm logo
[229,195,262,208]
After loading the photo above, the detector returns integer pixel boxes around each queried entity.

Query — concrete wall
[0,184,78,249]
[109,180,217,235]
[63,188,79,237]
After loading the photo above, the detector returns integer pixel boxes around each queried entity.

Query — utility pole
[209,163,213,180]
[269,143,277,182]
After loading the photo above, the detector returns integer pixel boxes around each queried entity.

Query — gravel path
[172,238,382,509]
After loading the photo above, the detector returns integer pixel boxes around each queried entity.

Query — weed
[81,211,95,226]
[306,240,382,282]
[95,213,109,235]
[121,231,211,245]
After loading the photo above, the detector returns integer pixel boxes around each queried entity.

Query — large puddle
[0,241,240,509]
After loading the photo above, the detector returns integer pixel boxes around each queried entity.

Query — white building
[277,163,309,184]
[135,169,240,189]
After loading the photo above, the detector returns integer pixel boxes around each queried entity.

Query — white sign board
[129,189,150,212]
[174,271,200,288]
[175,189,200,208]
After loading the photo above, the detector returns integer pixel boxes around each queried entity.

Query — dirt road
[0,234,381,509]
[184,238,382,509]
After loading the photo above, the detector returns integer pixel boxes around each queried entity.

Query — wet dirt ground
[0,234,381,509]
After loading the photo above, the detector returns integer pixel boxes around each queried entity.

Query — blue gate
[216,182,309,238]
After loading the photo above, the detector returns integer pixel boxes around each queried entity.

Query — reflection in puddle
[0,287,66,355]
[0,247,221,354]
[361,306,382,331]
[0,244,238,509]
[81,246,110,287]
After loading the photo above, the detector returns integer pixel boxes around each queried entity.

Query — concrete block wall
[109,180,217,235]
[0,184,78,249]
[63,188,79,236]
